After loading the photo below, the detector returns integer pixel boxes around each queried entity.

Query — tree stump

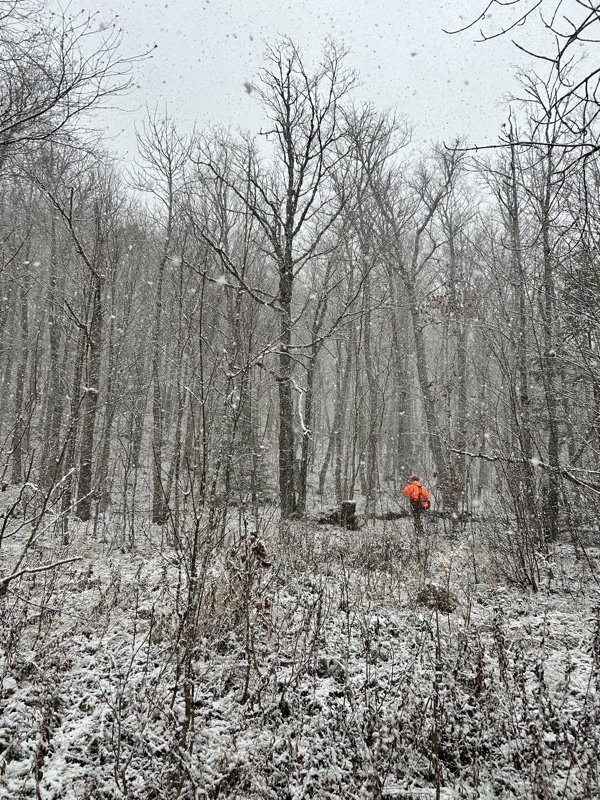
[340,500,358,530]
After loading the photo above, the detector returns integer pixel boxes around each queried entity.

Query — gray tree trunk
[75,268,103,521]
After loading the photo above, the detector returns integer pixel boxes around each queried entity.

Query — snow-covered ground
[1,510,599,799]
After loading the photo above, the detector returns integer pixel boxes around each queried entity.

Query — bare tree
[352,107,465,510]
[0,0,141,169]
[37,166,109,522]
[448,0,600,162]
[134,111,191,524]
[198,39,355,517]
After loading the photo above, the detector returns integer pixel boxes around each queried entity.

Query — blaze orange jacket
[403,480,429,503]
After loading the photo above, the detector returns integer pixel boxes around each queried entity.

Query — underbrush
[1,512,599,798]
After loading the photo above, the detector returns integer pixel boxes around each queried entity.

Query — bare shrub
[415,583,458,613]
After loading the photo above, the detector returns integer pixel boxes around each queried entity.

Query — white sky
[57,0,556,162]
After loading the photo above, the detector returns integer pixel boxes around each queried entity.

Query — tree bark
[76,208,104,522]
[40,211,64,489]
[75,268,103,521]
[11,268,29,484]
[278,266,297,517]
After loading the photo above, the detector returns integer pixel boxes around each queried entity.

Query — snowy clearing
[1,513,599,799]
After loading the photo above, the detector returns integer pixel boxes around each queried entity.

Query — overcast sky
[58,0,552,161]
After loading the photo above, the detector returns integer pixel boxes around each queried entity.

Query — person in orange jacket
[403,474,430,534]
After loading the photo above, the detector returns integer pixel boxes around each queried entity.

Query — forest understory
[1,497,599,800]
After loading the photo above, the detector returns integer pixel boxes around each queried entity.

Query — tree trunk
[59,329,86,539]
[151,245,169,524]
[75,269,103,521]
[539,157,560,542]
[360,271,380,514]
[297,342,316,515]
[506,132,541,538]
[11,271,29,484]
[278,266,296,517]
[40,212,64,489]
[96,321,118,514]
[388,271,410,481]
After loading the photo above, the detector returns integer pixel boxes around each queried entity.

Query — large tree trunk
[59,329,86,540]
[319,338,352,502]
[151,246,169,525]
[76,269,103,521]
[75,206,105,522]
[506,132,541,539]
[539,160,560,542]
[11,270,29,484]
[298,284,330,514]
[297,341,316,515]
[40,212,65,489]
[388,271,410,482]
[405,276,454,510]
[360,271,380,514]
[96,318,118,514]
[445,218,469,514]
[278,267,296,517]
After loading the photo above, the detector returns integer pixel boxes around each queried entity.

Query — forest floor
[1,504,600,799]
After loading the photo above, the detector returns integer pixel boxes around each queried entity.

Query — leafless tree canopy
[0,0,141,163]
[449,0,600,162]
